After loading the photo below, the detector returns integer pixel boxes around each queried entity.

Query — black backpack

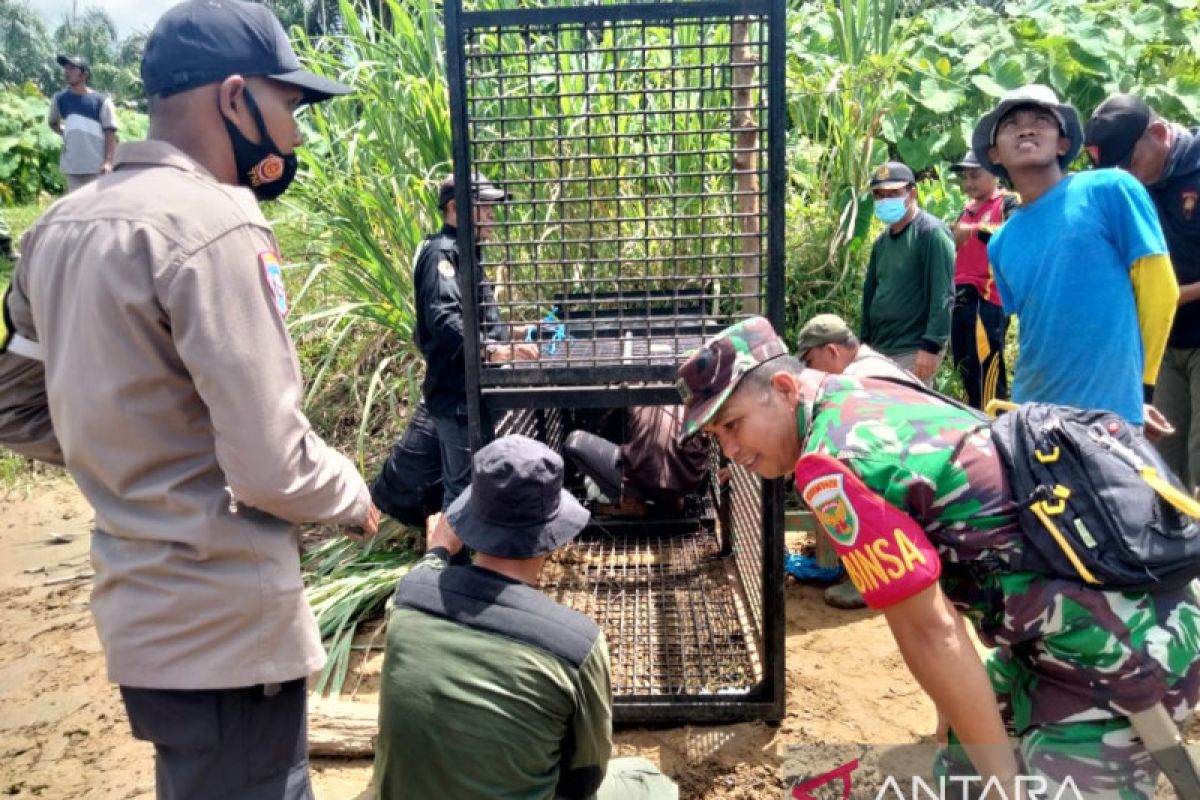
[990,403,1200,593]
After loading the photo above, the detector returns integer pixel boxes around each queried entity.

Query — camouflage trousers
[938,578,1200,799]
[937,719,1162,799]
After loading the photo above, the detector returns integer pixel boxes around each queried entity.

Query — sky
[32,0,180,38]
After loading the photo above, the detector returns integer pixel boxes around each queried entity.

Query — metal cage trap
[445,0,787,724]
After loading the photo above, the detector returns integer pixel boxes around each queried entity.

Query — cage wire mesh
[451,0,786,723]
[456,6,771,385]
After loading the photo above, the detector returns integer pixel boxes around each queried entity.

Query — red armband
[794,454,941,610]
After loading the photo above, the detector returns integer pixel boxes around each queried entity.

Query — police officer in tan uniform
[0,1,377,797]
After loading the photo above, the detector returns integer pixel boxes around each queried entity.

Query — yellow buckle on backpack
[1030,488,1101,586]
[1035,446,1061,464]
[1040,485,1070,515]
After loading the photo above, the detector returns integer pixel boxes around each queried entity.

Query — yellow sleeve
[1131,253,1179,386]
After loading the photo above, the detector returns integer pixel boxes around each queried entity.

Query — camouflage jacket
[800,374,1200,726]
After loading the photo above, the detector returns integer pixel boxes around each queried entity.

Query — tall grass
[463,14,770,316]
[303,525,420,697]
[783,0,910,338]
[286,0,457,474]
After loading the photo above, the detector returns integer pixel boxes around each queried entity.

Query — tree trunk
[731,19,761,316]
[308,700,378,758]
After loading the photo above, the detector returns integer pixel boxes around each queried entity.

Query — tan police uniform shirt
[4,140,370,689]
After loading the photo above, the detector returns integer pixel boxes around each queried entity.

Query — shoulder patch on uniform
[259,251,288,318]
[801,471,860,547]
[437,259,455,279]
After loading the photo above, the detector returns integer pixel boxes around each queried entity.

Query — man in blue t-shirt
[970,85,1178,429]
[48,55,118,193]
[1086,94,1200,489]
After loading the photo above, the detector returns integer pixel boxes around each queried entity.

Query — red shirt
[953,191,1011,306]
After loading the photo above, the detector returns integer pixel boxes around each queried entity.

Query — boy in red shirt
[949,151,1018,409]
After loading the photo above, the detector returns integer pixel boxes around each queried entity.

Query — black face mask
[221,88,297,201]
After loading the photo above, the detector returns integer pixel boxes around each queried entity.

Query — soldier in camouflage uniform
[676,316,1200,799]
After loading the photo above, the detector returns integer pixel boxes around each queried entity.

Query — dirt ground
[0,481,935,800]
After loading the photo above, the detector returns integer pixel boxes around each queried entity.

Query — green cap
[795,313,854,353]
[676,316,789,441]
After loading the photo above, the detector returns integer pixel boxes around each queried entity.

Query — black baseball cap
[869,161,916,190]
[56,54,90,74]
[141,0,351,103]
[1085,94,1152,169]
[437,173,510,208]
[950,151,982,172]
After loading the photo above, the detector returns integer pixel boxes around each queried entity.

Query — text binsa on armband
[840,528,929,594]
[795,453,942,610]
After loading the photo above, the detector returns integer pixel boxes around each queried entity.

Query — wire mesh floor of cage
[541,527,761,698]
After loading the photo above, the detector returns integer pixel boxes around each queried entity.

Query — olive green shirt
[376,553,613,800]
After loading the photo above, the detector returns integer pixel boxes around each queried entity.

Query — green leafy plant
[0,84,147,205]
[303,526,420,696]
[0,84,65,203]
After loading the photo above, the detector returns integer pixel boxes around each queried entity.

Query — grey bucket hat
[446,435,590,559]
[971,84,1083,181]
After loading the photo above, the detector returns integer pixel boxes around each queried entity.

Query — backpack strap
[866,375,989,421]
[1086,425,1200,518]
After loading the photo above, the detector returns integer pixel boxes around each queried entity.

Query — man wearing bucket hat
[676,316,1200,797]
[972,85,1178,432]
[859,161,955,386]
[1,1,380,796]
[1086,94,1200,490]
[375,435,677,800]
[947,151,1018,411]
[48,54,118,192]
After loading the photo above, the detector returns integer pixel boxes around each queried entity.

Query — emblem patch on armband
[259,251,288,318]
[801,472,860,547]
[437,259,456,279]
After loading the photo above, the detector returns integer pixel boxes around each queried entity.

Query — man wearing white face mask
[860,161,956,385]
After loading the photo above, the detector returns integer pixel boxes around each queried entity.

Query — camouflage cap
[676,316,789,441]
[795,313,854,353]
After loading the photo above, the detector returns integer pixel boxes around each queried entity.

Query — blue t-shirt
[988,169,1167,424]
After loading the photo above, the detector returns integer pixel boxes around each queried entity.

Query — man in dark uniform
[1087,94,1200,490]
[371,173,537,528]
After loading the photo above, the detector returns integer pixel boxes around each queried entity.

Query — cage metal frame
[445,0,787,725]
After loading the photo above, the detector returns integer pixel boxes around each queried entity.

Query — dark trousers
[564,429,623,502]
[950,285,1009,411]
[430,411,474,509]
[120,678,311,800]
[371,402,444,527]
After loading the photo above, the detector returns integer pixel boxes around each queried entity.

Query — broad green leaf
[970,74,1008,99]
[959,45,992,73]
[1126,5,1167,43]
[879,96,914,143]
[912,76,962,113]
[1048,57,1073,95]
[995,59,1029,90]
